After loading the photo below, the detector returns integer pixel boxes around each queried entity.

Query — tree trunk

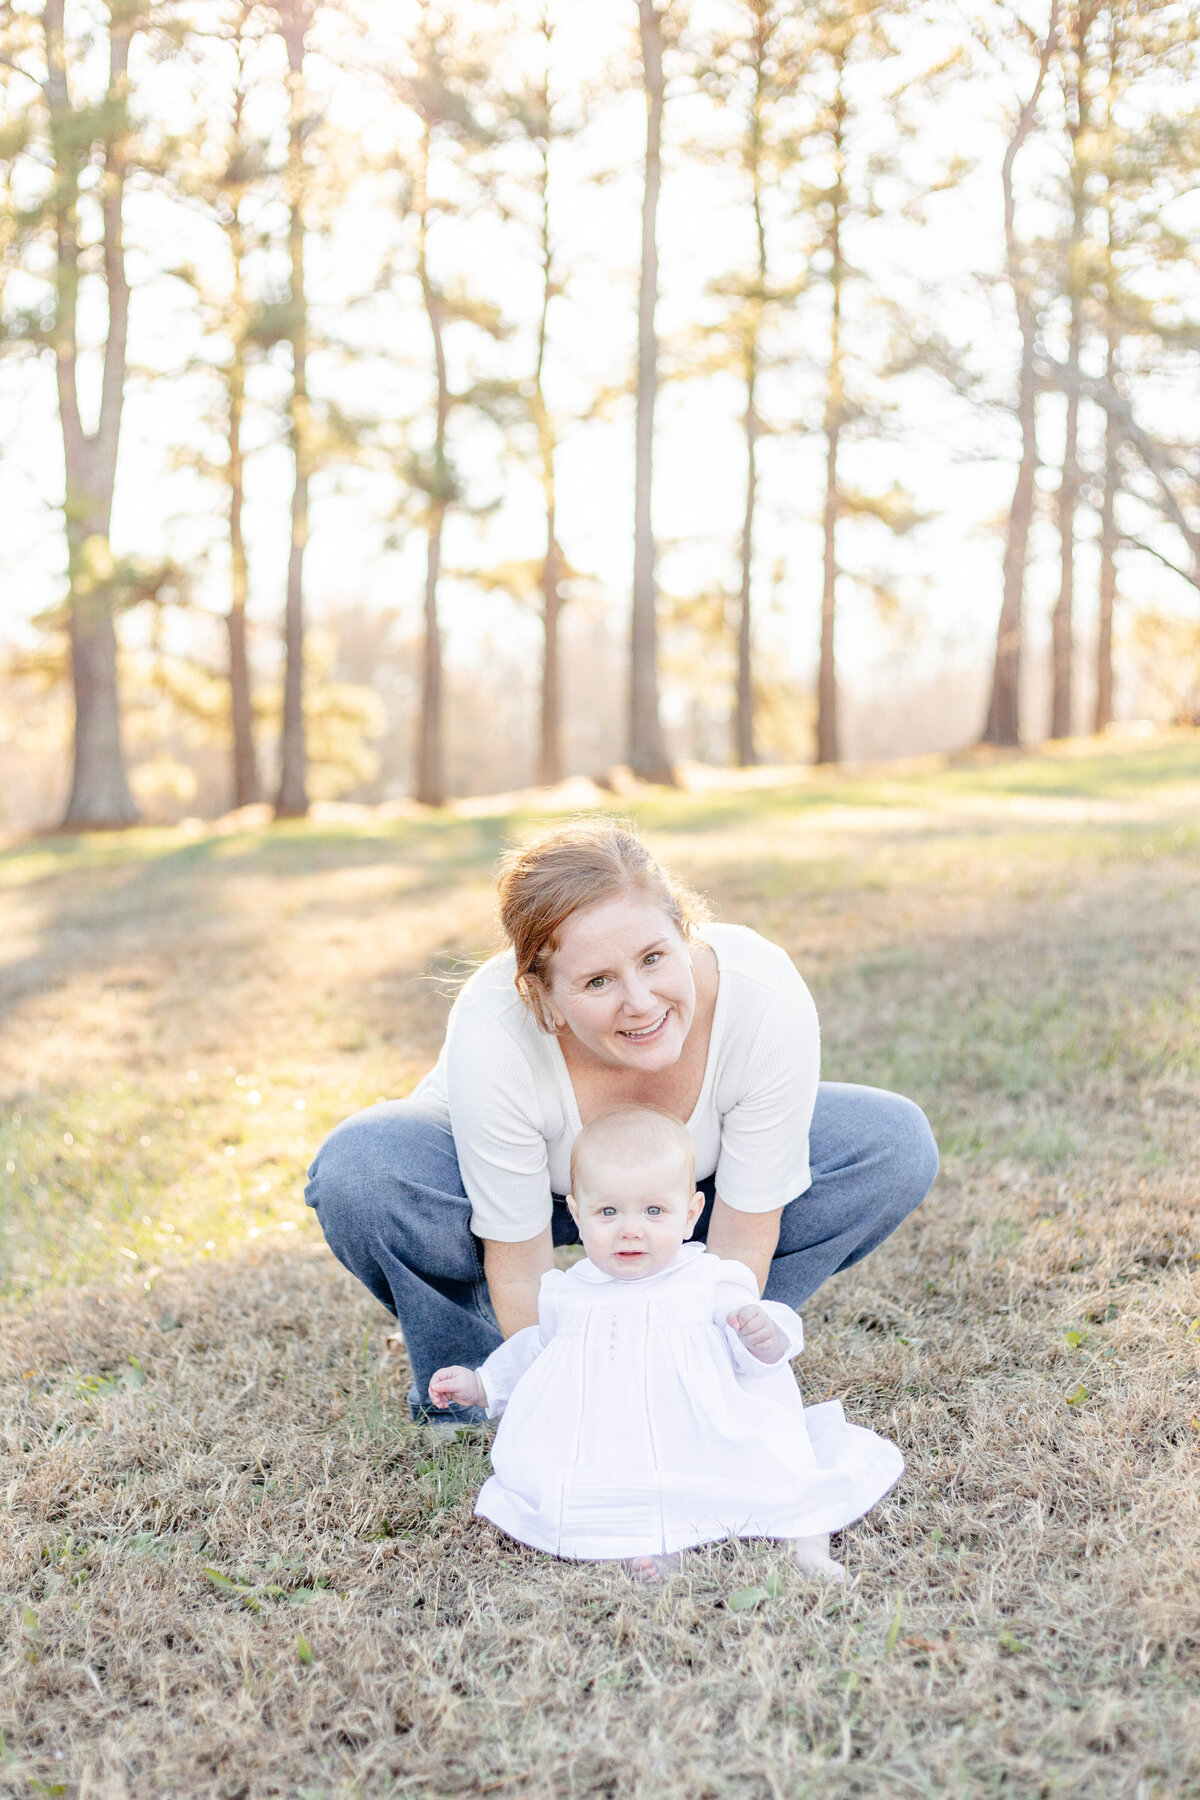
[735,385,758,767]
[226,351,260,806]
[816,418,840,766]
[49,0,139,829]
[415,503,445,806]
[1093,340,1119,734]
[275,6,311,820]
[983,310,1037,746]
[540,522,563,788]
[980,0,1060,749]
[1049,10,1090,742]
[630,0,673,783]
[735,128,766,770]
[816,103,844,770]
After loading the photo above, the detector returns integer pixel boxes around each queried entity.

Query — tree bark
[815,86,845,768]
[630,0,673,783]
[226,342,260,806]
[1093,337,1119,734]
[980,0,1060,748]
[275,4,312,819]
[540,523,563,788]
[414,118,450,809]
[415,502,445,806]
[735,62,766,770]
[1049,6,1093,742]
[50,0,139,828]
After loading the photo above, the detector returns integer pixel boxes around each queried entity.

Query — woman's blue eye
[643,952,661,966]
[586,975,606,990]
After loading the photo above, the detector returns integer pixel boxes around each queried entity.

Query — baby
[431,1106,903,1580]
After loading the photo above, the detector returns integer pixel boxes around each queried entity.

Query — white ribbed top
[411,921,821,1242]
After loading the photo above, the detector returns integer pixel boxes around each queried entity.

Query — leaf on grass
[1066,1384,1088,1406]
[727,1586,770,1612]
[203,1568,260,1611]
[122,1357,146,1389]
[999,1629,1026,1654]
[901,1636,943,1654]
[1063,1329,1084,1350]
[884,1595,903,1655]
[762,1573,785,1599]
[296,1630,314,1667]
[21,1604,39,1634]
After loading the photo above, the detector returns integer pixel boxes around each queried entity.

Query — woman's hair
[496,816,709,1032]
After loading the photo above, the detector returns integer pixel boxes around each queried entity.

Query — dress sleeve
[714,953,820,1214]
[443,1004,556,1243]
[474,1270,563,1417]
[712,1260,805,1377]
[476,1326,545,1418]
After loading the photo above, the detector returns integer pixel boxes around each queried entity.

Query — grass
[2,732,1200,1797]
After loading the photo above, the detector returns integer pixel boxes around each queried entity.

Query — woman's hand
[428,1365,487,1410]
[726,1303,788,1364]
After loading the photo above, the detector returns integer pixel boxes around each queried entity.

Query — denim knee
[304,1099,465,1258]
[877,1092,939,1217]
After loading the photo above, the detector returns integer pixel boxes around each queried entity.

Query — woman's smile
[618,1010,670,1042]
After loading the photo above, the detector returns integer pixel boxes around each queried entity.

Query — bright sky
[2,0,1197,740]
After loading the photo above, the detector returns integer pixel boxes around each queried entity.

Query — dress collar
[572,1241,707,1286]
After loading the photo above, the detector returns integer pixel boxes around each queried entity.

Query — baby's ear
[565,1192,578,1221]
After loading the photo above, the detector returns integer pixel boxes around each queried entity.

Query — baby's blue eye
[646,1206,662,1216]
[600,1206,617,1216]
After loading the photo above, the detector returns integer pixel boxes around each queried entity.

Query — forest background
[1,0,1199,833]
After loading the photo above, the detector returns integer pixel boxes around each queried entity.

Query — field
[2,733,1200,1799]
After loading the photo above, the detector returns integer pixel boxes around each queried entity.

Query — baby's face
[568,1150,703,1280]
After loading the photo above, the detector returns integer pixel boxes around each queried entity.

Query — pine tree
[980,0,1061,748]
[692,0,805,767]
[274,0,316,818]
[629,0,675,783]
[0,0,169,826]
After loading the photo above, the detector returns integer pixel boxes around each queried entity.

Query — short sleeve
[714,956,820,1214]
[443,1007,556,1242]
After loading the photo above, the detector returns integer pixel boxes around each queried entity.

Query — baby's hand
[427,1365,487,1410]
[726,1303,788,1364]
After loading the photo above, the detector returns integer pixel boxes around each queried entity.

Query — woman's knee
[304,1099,461,1239]
[876,1091,939,1210]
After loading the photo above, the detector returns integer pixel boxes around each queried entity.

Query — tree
[274,0,315,818]
[500,3,583,788]
[372,0,509,808]
[0,0,165,826]
[791,0,936,767]
[692,0,805,767]
[980,0,1060,748]
[172,0,278,808]
[629,0,674,783]
[1047,0,1102,741]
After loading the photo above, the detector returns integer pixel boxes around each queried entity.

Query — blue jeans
[304,1083,938,1424]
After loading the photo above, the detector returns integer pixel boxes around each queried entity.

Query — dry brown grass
[2,736,1200,1798]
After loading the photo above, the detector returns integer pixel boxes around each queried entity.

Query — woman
[305,818,938,1424]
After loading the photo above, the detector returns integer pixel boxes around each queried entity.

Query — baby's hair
[570,1106,696,1199]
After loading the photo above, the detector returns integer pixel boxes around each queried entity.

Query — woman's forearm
[704,1197,782,1293]
[483,1228,555,1337]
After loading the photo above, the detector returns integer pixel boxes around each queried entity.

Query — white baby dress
[474,1243,904,1561]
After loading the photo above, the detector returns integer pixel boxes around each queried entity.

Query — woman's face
[543,891,697,1072]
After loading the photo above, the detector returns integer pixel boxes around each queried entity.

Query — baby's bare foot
[625,1553,681,1583]
[789,1534,846,1582]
